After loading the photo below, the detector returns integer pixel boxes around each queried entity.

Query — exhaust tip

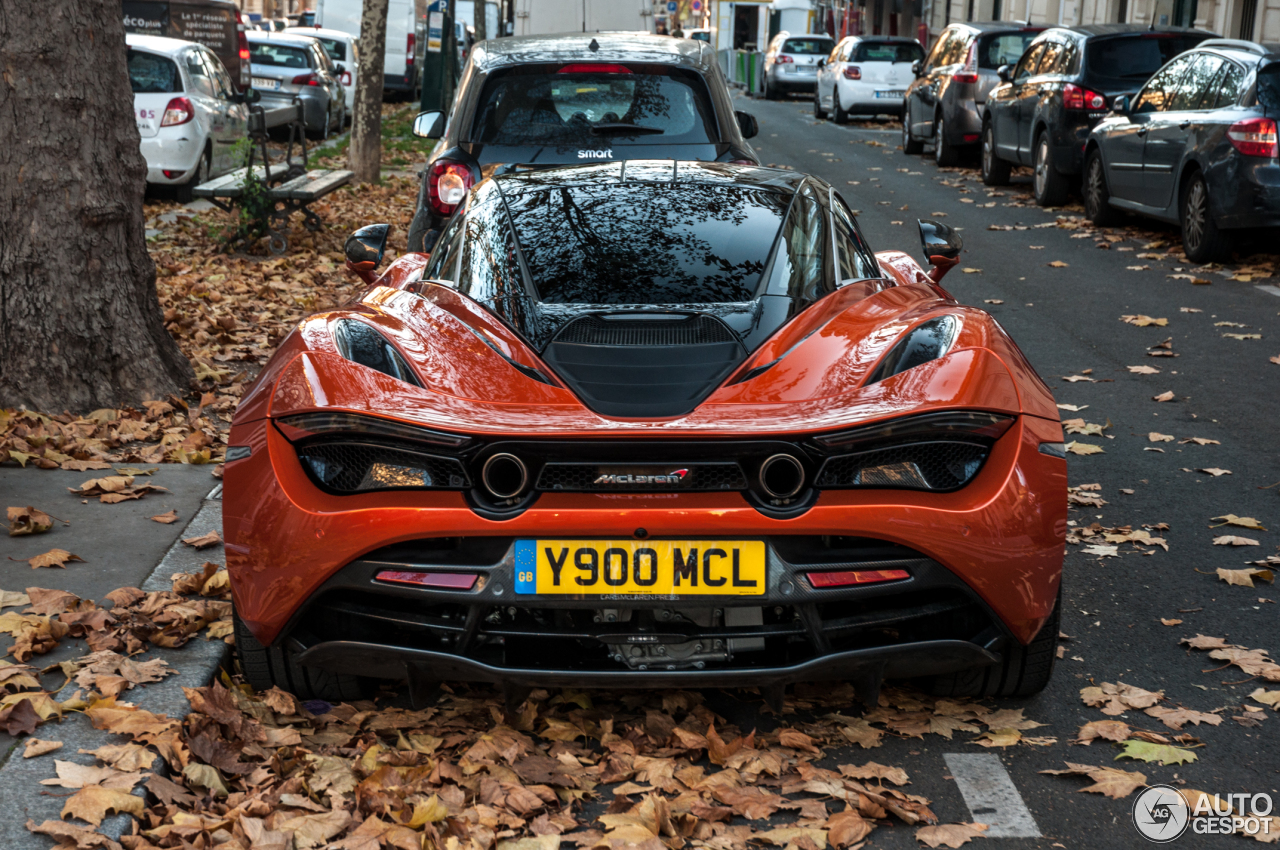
[759,453,806,500]
[481,453,529,500]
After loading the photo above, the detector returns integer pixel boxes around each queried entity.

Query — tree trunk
[0,1,193,413]
[348,0,390,184]
[474,0,487,43]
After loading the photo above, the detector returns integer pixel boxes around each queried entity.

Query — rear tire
[234,611,368,702]
[1180,171,1232,263]
[980,121,1011,186]
[174,145,210,204]
[1032,132,1069,207]
[813,87,827,119]
[902,108,923,154]
[1083,148,1119,226]
[934,114,959,167]
[832,87,849,124]
[923,588,1060,698]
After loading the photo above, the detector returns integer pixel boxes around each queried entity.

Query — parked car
[247,31,346,138]
[814,36,924,123]
[404,32,760,252]
[1084,39,1280,262]
[764,31,835,99]
[127,34,249,202]
[122,0,251,91]
[903,22,1045,165]
[315,0,427,99]
[981,24,1216,205]
[226,160,1065,703]
[284,26,359,117]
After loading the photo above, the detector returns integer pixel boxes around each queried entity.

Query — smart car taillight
[1064,83,1106,111]
[843,65,861,80]
[292,72,319,85]
[160,97,193,126]
[428,160,474,215]
[807,569,910,588]
[1228,117,1278,158]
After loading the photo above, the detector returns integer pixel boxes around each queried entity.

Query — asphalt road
[728,90,1280,848]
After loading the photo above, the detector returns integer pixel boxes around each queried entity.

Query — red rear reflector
[962,133,979,143]
[1228,117,1278,157]
[558,63,632,74]
[163,169,181,179]
[807,569,910,588]
[375,570,477,590]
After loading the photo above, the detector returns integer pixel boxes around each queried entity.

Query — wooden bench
[192,101,353,254]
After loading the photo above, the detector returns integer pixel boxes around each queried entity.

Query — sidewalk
[0,465,226,845]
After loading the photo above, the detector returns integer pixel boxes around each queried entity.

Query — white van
[313,0,426,98]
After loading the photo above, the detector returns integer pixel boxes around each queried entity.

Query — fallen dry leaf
[1075,720,1131,744]
[7,506,53,537]
[26,549,84,569]
[1040,762,1147,798]
[61,784,145,826]
[1212,514,1267,531]
[181,530,222,549]
[1128,365,1161,374]
[1148,432,1175,442]
[1214,536,1260,547]
[1250,689,1280,709]
[1161,618,1183,626]
[22,738,62,758]
[1122,315,1169,327]
[149,510,178,524]
[1048,261,1069,268]
[1066,442,1105,455]
[915,823,989,848]
[1153,391,1176,402]
[1217,567,1273,587]
[1198,468,1232,476]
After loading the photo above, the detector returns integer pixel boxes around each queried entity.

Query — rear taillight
[1228,117,1278,157]
[406,32,415,68]
[558,63,632,74]
[292,72,319,85]
[1064,83,1106,111]
[341,71,352,86]
[428,160,475,215]
[843,65,861,80]
[235,11,251,87]
[160,97,193,126]
[807,569,911,589]
[952,41,978,84]
[776,54,795,63]
[952,72,979,84]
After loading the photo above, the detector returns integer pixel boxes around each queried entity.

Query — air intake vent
[555,314,738,346]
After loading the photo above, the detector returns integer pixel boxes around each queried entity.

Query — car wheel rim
[982,130,993,174]
[1185,181,1206,250]
[1035,142,1048,197]
[935,120,944,162]
[1086,161,1102,212]
[903,119,910,145]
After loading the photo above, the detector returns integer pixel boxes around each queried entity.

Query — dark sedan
[982,24,1215,205]
[1085,40,1280,262]
[404,33,761,253]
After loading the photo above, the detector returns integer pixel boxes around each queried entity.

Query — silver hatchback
[764,32,835,99]
[247,32,345,138]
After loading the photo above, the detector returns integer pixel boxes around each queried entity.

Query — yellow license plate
[514,540,766,596]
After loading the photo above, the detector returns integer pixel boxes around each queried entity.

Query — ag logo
[577,148,613,159]
[1133,785,1190,843]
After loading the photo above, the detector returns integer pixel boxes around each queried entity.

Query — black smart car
[405,33,761,252]
[1085,39,1280,262]
[982,24,1215,205]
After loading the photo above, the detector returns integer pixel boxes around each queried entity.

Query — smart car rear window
[977,32,1041,69]
[852,42,924,63]
[250,42,311,68]
[469,66,717,147]
[505,184,791,304]
[128,50,182,93]
[1085,34,1209,86]
[782,38,834,55]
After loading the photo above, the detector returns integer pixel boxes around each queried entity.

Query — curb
[0,485,229,846]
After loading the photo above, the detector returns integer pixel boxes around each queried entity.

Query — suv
[763,31,836,99]
[405,33,760,253]
[903,22,1044,166]
[982,24,1215,205]
[1085,40,1280,262]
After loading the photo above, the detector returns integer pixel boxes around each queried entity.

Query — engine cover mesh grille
[554,314,738,346]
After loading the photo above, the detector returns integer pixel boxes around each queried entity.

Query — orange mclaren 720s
[224,161,1066,707]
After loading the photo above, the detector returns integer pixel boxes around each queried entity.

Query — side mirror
[345,223,391,282]
[1112,94,1130,115]
[234,87,262,105]
[413,110,445,139]
[817,59,826,68]
[918,219,963,283]
[735,110,759,139]
[334,62,346,75]
[911,59,922,76]
[996,64,1011,83]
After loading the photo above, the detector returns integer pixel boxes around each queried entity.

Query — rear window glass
[128,50,182,93]
[314,37,346,61]
[249,42,311,68]
[978,32,1041,69]
[470,66,717,146]
[782,38,834,55]
[1257,66,1280,111]
[852,41,924,63]
[1085,34,1209,85]
[505,184,791,304]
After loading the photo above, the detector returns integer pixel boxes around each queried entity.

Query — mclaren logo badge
[594,468,689,486]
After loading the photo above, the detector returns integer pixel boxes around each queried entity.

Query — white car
[284,26,358,117]
[127,34,249,202]
[815,36,924,123]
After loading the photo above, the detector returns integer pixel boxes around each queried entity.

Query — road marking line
[944,753,1042,838]
[1256,284,1280,297]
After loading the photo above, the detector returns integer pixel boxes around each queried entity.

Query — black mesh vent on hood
[543,314,747,418]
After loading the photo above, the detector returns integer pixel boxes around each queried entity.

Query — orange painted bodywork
[226,250,1066,650]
